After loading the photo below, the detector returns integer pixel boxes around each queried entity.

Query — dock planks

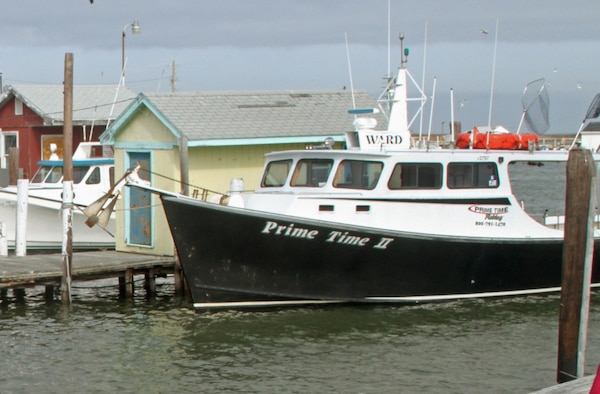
[0,250,177,295]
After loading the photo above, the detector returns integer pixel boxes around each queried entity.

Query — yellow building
[100,89,385,256]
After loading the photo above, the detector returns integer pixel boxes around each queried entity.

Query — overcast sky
[2,0,599,135]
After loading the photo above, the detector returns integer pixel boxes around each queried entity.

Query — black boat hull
[161,196,599,308]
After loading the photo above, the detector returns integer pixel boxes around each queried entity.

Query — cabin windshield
[261,160,292,187]
[388,163,442,189]
[290,159,334,187]
[31,165,92,185]
[447,162,499,189]
[31,166,63,184]
[333,160,383,190]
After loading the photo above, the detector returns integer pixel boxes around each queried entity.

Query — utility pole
[171,60,177,93]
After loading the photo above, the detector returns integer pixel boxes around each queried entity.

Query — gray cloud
[3,0,598,49]
[0,0,598,134]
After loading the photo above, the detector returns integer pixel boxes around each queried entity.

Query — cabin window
[388,163,442,189]
[48,167,63,183]
[31,166,51,184]
[447,162,499,189]
[84,167,100,185]
[290,159,334,187]
[333,160,383,190]
[70,166,90,184]
[33,166,63,184]
[261,160,292,187]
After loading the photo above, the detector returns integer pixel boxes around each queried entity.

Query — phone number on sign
[475,221,506,227]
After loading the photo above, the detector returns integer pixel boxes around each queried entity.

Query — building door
[127,151,152,246]
[1,132,18,168]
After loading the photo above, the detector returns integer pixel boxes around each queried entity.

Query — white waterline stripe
[193,299,344,309]
[193,284,600,309]
[366,283,600,302]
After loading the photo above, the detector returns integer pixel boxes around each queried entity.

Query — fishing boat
[143,41,600,310]
[0,142,116,250]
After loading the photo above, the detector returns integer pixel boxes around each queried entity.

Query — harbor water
[0,285,598,393]
[1,160,598,393]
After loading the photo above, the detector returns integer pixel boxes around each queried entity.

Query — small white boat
[0,142,115,251]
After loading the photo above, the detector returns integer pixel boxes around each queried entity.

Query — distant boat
[0,142,115,251]
[135,39,600,310]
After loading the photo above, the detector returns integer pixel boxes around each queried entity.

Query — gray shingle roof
[143,89,387,142]
[0,84,137,125]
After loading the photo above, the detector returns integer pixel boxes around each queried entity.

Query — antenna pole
[488,19,499,126]
[344,33,356,111]
[419,21,428,140]
[171,60,177,93]
[387,0,391,78]
[450,88,456,141]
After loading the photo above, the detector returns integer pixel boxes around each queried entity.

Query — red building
[0,84,136,182]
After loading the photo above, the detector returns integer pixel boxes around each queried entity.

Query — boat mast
[387,33,409,133]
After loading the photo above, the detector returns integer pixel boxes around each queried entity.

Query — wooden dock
[0,250,179,301]
[529,374,596,393]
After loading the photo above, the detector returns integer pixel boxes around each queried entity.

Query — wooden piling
[61,52,74,305]
[173,251,187,297]
[44,285,54,302]
[14,288,25,302]
[118,269,134,298]
[557,148,596,383]
[145,268,156,296]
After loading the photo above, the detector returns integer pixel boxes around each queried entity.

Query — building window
[14,99,23,116]
[1,132,18,169]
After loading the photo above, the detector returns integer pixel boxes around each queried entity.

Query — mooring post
[557,148,596,383]
[126,269,134,297]
[0,221,8,257]
[15,179,28,256]
[118,269,134,299]
[145,267,156,296]
[61,52,74,305]
[173,251,184,296]
[44,285,54,302]
[14,288,25,302]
